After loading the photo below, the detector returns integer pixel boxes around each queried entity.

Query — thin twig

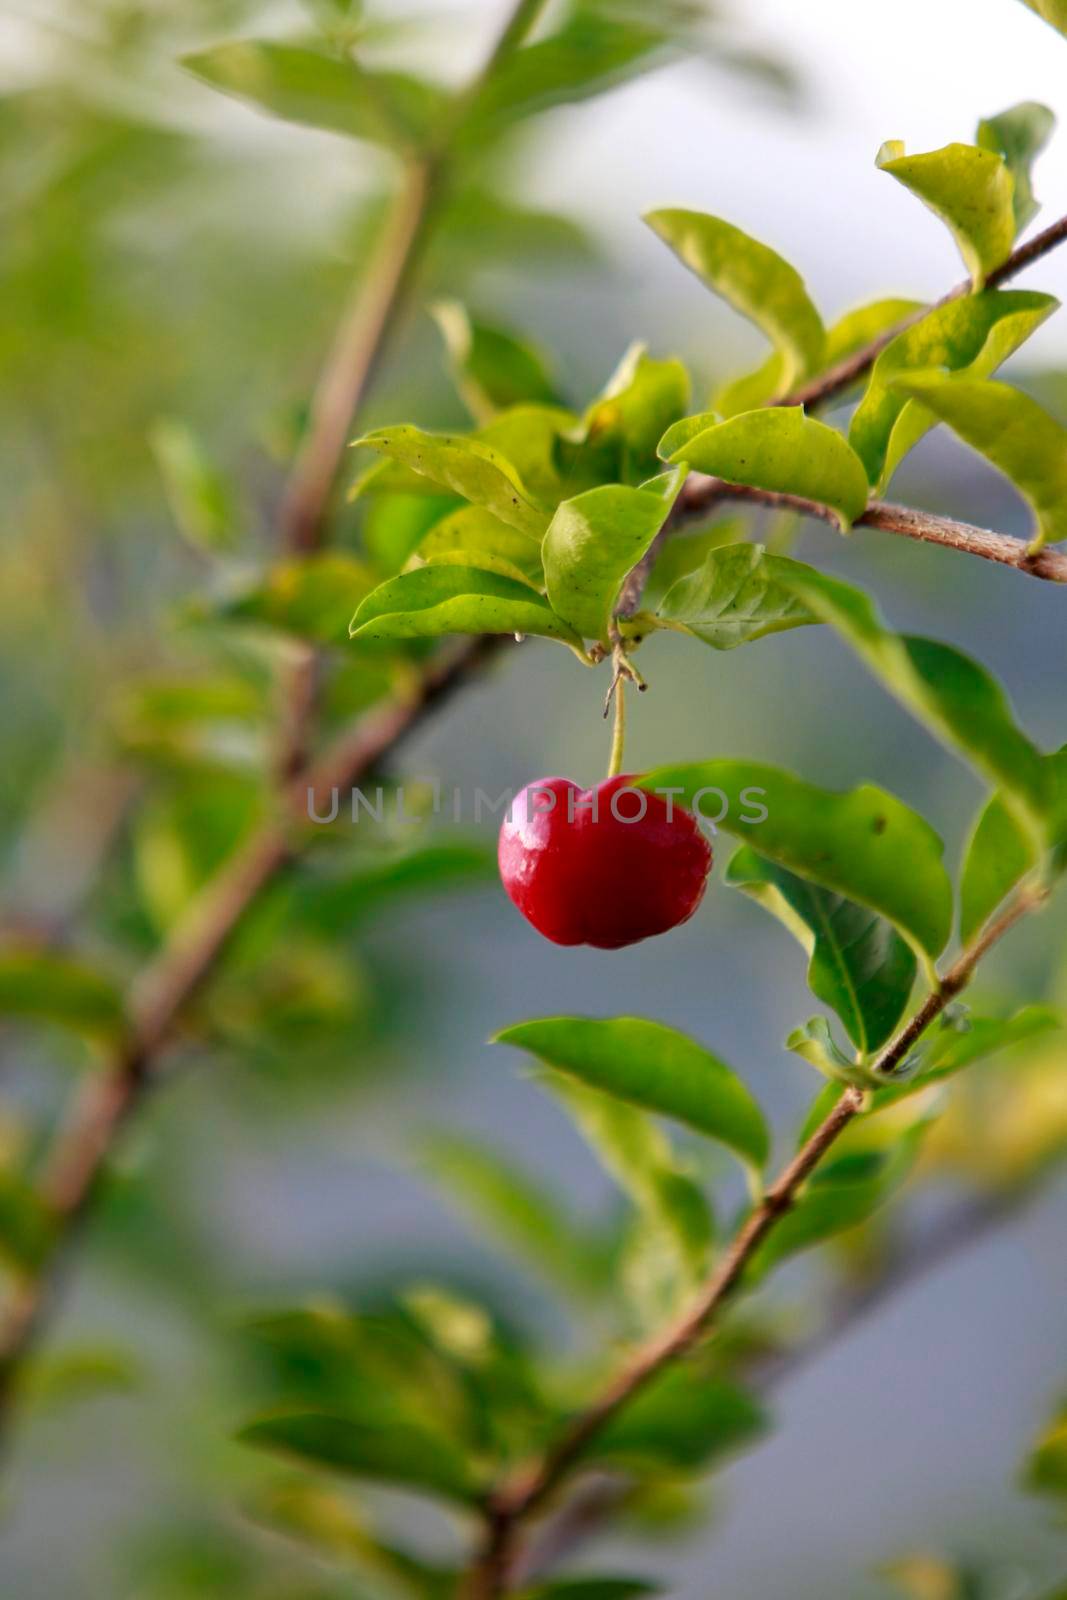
[786,209,1067,412]
[674,477,1067,584]
[462,885,1048,1597]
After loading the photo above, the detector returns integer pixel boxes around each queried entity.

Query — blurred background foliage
[1,1,1067,1596]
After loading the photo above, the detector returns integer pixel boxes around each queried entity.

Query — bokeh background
[2,1,1067,1595]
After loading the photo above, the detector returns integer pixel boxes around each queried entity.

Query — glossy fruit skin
[498,774,712,949]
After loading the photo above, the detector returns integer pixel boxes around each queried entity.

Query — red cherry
[498,774,712,949]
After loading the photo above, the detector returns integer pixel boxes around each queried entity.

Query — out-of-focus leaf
[496,1015,769,1173]
[133,773,265,934]
[521,1581,660,1600]
[0,1172,55,1274]
[781,567,1053,847]
[542,468,684,645]
[543,1075,713,1291]
[959,750,1067,941]
[727,846,916,1053]
[238,1411,482,1504]
[1026,1403,1067,1500]
[433,185,598,270]
[416,507,545,585]
[638,761,953,962]
[659,407,869,531]
[20,1345,140,1412]
[477,405,581,506]
[849,289,1057,489]
[182,41,444,150]
[422,1134,611,1296]
[363,492,459,574]
[890,1005,1062,1100]
[642,542,817,650]
[354,426,550,536]
[645,210,825,391]
[976,101,1055,230]
[349,565,586,655]
[463,10,670,139]
[1018,0,1067,40]
[716,296,922,416]
[296,843,496,933]
[876,139,1015,285]
[216,554,375,645]
[881,1554,971,1600]
[0,951,125,1042]
[431,302,560,423]
[889,375,1067,550]
[582,347,690,485]
[583,1367,765,1474]
[149,418,236,553]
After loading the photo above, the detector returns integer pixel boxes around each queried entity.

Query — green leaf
[1018,0,1067,40]
[0,1173,56,1275]
[350,565,586,656]
[640,521,745,607]
[637,761,953,962]
[728,847,916,1053]
[149,418,236,553]
[584,1367,765,1474]
[645,542,818,650]
[463,11,671,139]
[422,1135,610,1297]
[959,749,1067,941]
[182,42,443,150]
[477,404,582,506]
[582,347,691,485]
[237,1411,482,1504]
[543,1076,713,1286]
[780,567,1053,846]
[542,468,684,645]
[659,407,869,532]
[495,1016,769,1173]
[363,492,460,574]
[645,210,825,392]
[715,296,922,417]
[848,290,1057,489]
[876,139,1015,286]
[297,843,496,934]
[218,553,375,644]
[0,951,125,1042]
[888,375,1067,550]
[354,426,551,537]
[416,507,544,585]
[976,102,1055,230]
[1026,1406,1067,1501]
[521,1582,660,1600]
[431,302,560,423]
[787,1017,865,1084]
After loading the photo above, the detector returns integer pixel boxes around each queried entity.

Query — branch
[787,209,1067,412]
[463,884,1048,1598]
[675,476,1067,584]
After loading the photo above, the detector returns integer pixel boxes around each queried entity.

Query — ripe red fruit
[498,774,712,949]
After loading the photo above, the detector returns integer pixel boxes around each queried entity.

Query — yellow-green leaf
[849,289,1057,489]
[349,565,586,655]
[353,426,550,538]
[876,139,1015,286]
[645,542,817,650]
[542,468,684,645]
[889,375,1067,550]
[1019,0,1067,39]
[645,210,825,392]
[660,406,869,531]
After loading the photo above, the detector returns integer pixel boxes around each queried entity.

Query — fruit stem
[604,643,629,778]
